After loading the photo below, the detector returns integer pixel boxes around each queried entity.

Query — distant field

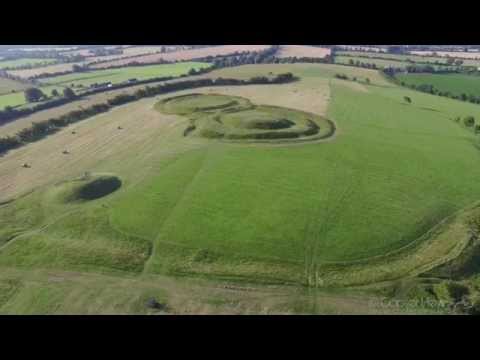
[0,58,57,70]
[334,55,409,69]
[411,51,480,59]
[396,73,480,98]
[90,45,271,69]
[38,62,212,88]
[277,45,331,58]
[337,51,451,64]
[7,63,83,79]
[0,77,29,95]
[337,46,387,53]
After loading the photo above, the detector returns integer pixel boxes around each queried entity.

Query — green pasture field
[38,62,212,88]
[0,85,67,110]
[396,72,480,98]
[1,63,480,312]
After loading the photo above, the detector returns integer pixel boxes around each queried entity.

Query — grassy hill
[1,63,480,313]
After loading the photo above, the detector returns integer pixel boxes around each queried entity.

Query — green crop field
[38,62,212,88]
[1,63,480,314]
[396,72,480,98]
[0,58,57,70]
[0,85,67,110]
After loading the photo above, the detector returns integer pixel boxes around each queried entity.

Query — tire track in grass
[141,146,211,274]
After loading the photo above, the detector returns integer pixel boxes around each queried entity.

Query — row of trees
[0,73,297,155]
[339,53,465,68]
[334,73,370,83]
[23,87,76,103]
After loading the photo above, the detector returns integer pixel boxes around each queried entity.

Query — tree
[464,116,475,127]
[51,89,59,97]
[404,96,412,104]
[72,64,85,72]
[24,87,46,103]
[63,87,76,99]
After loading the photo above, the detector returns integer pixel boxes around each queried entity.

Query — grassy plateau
[1,63,480,313]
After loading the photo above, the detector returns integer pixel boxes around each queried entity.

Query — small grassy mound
[156,94,335,143]
[57,175,122,203]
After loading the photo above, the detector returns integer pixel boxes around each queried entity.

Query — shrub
[464,116,475,127]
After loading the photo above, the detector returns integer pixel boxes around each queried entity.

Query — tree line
[0,73,297,155]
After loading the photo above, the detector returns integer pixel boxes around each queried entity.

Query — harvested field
[90,45,271,69]
[276,45,331,58]
[7,63,85,79]
[0,77,30,95]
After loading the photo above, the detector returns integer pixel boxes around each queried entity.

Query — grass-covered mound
[156,94,335,143]
[58,175,122,203]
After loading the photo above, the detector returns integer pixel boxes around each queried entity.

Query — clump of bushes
[464,116,475,128]
[335,73,349,80]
